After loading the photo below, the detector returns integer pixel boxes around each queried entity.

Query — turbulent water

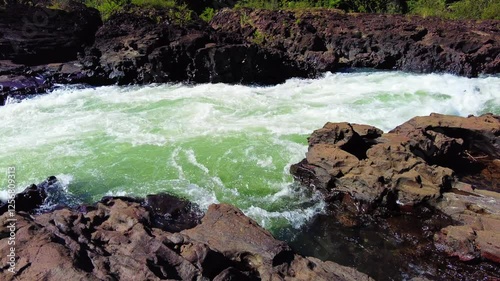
[1,71,499,231]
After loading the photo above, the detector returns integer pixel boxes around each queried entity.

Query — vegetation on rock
[1,0,498,20]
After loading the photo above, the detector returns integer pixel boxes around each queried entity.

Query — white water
[0,71,499,230]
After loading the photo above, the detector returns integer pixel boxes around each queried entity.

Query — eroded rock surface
[291,113,500,266]
[0,184,373,281]
[211,9,500,77]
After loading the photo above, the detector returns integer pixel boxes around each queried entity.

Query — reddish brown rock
[291,121,454,210]
[434,225,480,261]
[292,113,500,266]
[0,197,373,281]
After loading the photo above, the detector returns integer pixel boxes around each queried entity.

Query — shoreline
[1,4,499,105]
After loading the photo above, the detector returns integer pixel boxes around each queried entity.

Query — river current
[1,71,499,232]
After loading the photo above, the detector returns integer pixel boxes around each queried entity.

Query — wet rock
[0,186,373,281]
[145,193,202,232]
[434,225,480,261]
[433,184,500,264]
[0,176,60,215]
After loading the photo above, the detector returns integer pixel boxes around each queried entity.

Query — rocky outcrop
[290,121,454,210]
[2,6,499,104]
[0,3,102,104]
[0,179,373,281]
[79,8,311,86]
[0,3,101,64]
[211,9,500,77]
[291,113,500,265]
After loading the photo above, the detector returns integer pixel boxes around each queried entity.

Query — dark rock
[211,9,500,77]
[0,176,57,215]
[79,8,312,86]
[0,3,102,65]
[0,3,101,103]
[145,193,202,232]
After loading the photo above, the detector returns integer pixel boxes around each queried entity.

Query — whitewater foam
[0,71,498,231]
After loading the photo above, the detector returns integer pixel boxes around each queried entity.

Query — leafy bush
[200,6,215,21]
[407,0,499,19]
[448,0,500,19]
[86,0,130,20]
[407,0,447,17]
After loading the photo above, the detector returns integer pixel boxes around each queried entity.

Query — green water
[1,72,499,230]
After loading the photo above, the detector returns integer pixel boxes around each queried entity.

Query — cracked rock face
[291,113,500,265]
[290,121,454,209]
[211,9,500,77]
[0,194,373,281]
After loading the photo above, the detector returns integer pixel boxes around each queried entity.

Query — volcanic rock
[79,8,311,86]
[291,113,500,265]
[0,182,373,280]
[211,9,500,77]
[0,3,101,104]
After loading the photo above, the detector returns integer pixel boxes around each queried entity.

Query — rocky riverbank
[290,113,500,279]
[1,4,499,104]
[0,177,373,281]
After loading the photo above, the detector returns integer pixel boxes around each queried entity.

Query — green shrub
[449,0,499,19]
[130,0,176,8]
[481,1,500,19]
[251,29,265,44]
[200,6,215,21]
[407,0,447,17]
[86,0,130,20]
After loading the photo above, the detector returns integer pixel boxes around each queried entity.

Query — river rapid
[1,71,499,232]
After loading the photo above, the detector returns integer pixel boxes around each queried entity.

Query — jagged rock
[0,176,56,214]
[0,191,374,280]
[434,225,480,261]
[79,8,312,86]
[211,9,500,77]
[291,113,500,265]
[292,114,499,211]
[0,3,101,103]
[390,113,500,191]
[291,121,454,209]
[0,3,101,64]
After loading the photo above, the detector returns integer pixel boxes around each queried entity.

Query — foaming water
[0,72,499,231]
